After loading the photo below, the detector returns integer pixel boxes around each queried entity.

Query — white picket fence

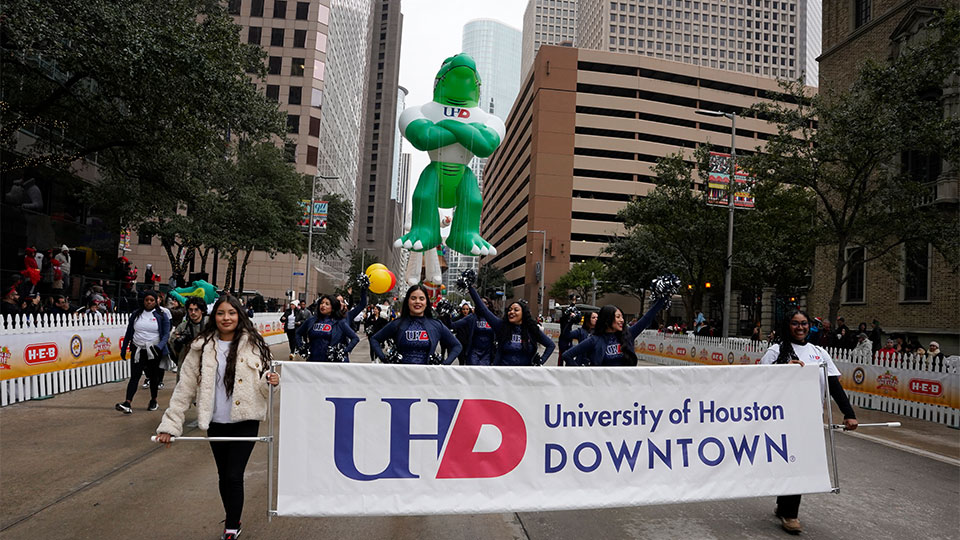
[636,330,960,428]
[0,312,286,407]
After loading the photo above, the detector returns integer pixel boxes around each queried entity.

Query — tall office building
[357,0,405,273]
[480,45,811,317]
[129,0,373,300]
[522,0,579,77]
[462,19,523,123]
[577,0,817,82]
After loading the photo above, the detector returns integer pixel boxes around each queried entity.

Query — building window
[294,29,307,48]
[138,233,152,245]
[295,1,309,19]
[265,84,279,101]
[250,0,264,16]
[287,114,300,133]
[309,116,320,137]
[268,56,282,75]
[290,58,305,76]
[902,242,930,302]
[270,28,284,47]
[306,145,318,166]
[854,0,871,28]
[248,27,262,45]
[288,86,302,105]
[227,0,241,15]
[273,0,287,18]
[843,246,866,303]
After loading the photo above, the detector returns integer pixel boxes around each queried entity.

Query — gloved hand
[456,269,477,290]
[356,273,371,290]
[650,274,682,307]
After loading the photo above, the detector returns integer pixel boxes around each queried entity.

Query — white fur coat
[157,333,273,436]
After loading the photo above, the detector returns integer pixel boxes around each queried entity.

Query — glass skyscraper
[462,19,522,123]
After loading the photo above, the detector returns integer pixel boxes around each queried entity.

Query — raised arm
[467,285,503,332]
[347,289,367,321]
[452,313,474,331]
[628,298,668,341]
[370,320,400,362]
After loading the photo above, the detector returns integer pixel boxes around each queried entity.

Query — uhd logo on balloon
[442,107,471,119]
[326,398,526,481]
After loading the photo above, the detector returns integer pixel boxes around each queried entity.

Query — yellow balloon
[365,263,388,276]
[368,268,394,294]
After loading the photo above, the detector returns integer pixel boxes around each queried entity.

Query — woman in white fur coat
[156,295,279,540]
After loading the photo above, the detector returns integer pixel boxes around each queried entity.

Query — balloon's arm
[405,118,457,151]
[436,120,501,157]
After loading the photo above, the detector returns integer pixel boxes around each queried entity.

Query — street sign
[494,291,504,296]
[293,272,305,276]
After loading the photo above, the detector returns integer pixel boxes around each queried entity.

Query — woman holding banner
[295,294,360,362]
[761,309,857,534]
[370,284,462,364]
[156,295,279,540]
[460,274,554,366]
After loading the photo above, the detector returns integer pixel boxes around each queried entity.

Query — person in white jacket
[156,295,279,540]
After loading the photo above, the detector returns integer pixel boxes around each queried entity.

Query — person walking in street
[760,309,857,534]
[365,305,389,362]
[155,295,279,540]
[370,284,462,365]
[279,301,300,355]
[463,280,554,367]
[561,299,667,367]
[115,290,170,414]
[295,294,360,362]
[170,297,207,380]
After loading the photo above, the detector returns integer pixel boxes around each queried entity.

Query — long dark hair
[595,305,639,366]
[400,284,434,319]
[199,295,271,395]
[773,308,810,365]
[318,294,341,319]
[496,300,540,353]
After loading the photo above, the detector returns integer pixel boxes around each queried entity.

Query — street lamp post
[305,175,338,305]
[528,229,546,318]
[695,109,736,339]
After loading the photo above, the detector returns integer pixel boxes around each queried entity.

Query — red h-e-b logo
[909,379,943,396]
[24,343,59,365]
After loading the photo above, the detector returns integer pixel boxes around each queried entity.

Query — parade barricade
[634,330,960,428]
[0,312,286,407]
[274,361,837,516]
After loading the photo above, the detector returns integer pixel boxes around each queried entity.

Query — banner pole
[268,360,277,522]
[823,363,840,493]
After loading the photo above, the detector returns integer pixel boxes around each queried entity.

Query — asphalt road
[1,340,957,540]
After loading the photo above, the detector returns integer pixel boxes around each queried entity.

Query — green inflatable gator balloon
[396,53,505,256]
[168,280,219,306]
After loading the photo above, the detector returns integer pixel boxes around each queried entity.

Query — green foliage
[476,264,512,300]
[742,8,960,321]
[309,192,354,261]
[548,259,609,304]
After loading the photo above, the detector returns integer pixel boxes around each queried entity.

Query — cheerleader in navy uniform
[452,297,497,366]
[461,273,554,366]
[558,309,597,366]
[295,295,360,362]
[370,285,462,365]
[561,275,679,367]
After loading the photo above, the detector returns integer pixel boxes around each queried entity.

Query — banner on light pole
[706,152,755,209]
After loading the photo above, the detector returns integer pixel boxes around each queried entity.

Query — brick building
[813,1,959,352]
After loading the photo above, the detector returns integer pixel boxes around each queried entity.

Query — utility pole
[528,229,546,318]
[591,272,597,306]
[304,174,338,305]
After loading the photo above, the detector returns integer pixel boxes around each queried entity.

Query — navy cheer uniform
[467,285,555,366]
[561,298,667,366]
[370,316,462,365]
[295,315,359,362]
[452,313,496,365]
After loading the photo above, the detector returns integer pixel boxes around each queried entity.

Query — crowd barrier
[634,330,960,428]
[0,312,286,407]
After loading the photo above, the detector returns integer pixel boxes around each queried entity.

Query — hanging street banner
[277,363,832,516]
[706,152,755,209]
[298,200,329,231]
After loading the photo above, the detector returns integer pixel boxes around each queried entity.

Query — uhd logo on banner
[326,398,526,481]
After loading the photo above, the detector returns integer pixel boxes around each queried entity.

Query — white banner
[277,363,831,516]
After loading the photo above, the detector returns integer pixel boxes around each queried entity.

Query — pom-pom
[456,269,477,290]
[649,273,682,308]
[295,342,310,361]
[435,299,455,318]
[531,353,543,366]
[328,344,347,363]
[428,354,443,365]
[356,273,370,290]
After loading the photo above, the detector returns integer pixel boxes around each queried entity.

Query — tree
[743,10,960,322]
[609,148,727,323]
[307,192,354,262]
[476,264,512,300]
[548,259,609,305]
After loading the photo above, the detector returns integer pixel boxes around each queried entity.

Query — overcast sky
[397,0,526,182]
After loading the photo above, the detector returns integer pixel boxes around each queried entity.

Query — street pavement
[1,339,957,540]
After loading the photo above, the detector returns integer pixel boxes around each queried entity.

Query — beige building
[576,0,819,84]
[812,0,959,352]
[522,0,579,77]
[480,45,807,317]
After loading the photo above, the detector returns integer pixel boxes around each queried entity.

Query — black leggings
[285,329,297,353]
[777,494,802,519]
[125,352,160,402]
[208,420,260,529]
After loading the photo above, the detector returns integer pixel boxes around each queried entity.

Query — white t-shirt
[761,341,841,400]
[212,338,234,424]
[132,310,161,348]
